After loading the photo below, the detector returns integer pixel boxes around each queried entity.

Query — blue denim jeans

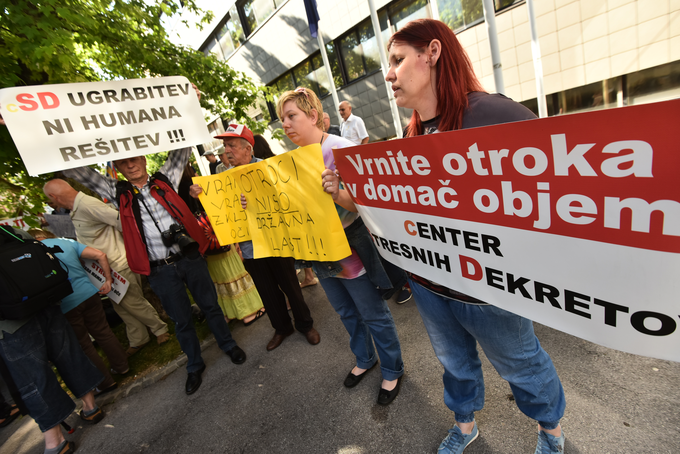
[410,280,565,429]
[0,306,103,432]
[148,255,237,373]
[320,274,404,381]
[344,217,408,299]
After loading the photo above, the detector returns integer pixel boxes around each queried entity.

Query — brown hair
[276,87,324,130]
[388,19,484,136]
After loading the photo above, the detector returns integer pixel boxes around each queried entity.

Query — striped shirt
[62,148,191,262]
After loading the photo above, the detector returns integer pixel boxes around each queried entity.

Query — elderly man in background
[203,150,219,175]
[323,112,341,136]
[43,179,170,356]
[190,124,321,352]
[63,86,246,395]
[339,101,369,145]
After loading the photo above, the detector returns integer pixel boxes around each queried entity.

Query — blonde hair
[276,87,324,131]
[28,228,56,239]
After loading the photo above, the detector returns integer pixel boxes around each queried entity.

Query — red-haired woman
[326,18,566,454]
[386,19,565,454]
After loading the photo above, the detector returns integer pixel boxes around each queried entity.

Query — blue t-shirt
[42,238,99,313]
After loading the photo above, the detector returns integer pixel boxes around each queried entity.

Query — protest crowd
[3,15,677,454]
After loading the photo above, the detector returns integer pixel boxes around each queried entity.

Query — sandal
[0,405,20,428]
[243,308,266,326]
[300,277,319,288]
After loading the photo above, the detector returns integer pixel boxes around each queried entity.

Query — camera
[161,224,200,258]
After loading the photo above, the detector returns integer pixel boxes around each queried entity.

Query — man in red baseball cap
[193,124,321,351]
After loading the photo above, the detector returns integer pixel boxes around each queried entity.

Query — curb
[94,336,217,407]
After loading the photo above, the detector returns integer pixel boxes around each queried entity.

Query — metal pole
[368,0,403,139]
[481,0,505,94]
[316,29,341,123]
[526,0,547,117]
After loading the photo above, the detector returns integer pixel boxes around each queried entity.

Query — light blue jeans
[320,274,404,381]
[410,280,565,429]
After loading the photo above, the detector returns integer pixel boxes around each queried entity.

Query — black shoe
[185,365,206,395]
[226,345,246,364]
[396,287,412,304]
[343,362,377,388]
[377,375,403,406]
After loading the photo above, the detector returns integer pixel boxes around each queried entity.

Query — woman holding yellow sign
[275,87,404,406]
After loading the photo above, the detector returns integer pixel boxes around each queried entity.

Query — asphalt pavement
[1,281,678,454]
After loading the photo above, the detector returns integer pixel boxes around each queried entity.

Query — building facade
[193,0,679,152]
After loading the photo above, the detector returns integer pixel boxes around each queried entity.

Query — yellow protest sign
[232,144,351,261]
[192,171,251,245]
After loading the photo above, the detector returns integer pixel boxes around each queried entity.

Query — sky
[163,0,235,50]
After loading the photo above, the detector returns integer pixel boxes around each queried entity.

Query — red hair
[388,19,484,136]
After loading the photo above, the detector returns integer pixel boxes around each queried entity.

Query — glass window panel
[226,5,246,46]
[357,14,389,75]
[311,54,330,96]
[204,37,224,60]
[628,61,680,105]
[242,0,275,34]
[292,60,319,95]
[357,21,380,74]
[339,31,366,82]
[325,43,345,88]
[494,0,517,11]
[558,80,618,115]
[437,0,482,32]
[390,0,429,31]
[217,24,235,57]
[463,0,484,26]
[242,1,258,35]
[269,72,295,109]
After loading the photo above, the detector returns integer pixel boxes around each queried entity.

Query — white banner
[333,100,680,362]
[81,259,129,304]
[362,207,680,362]
[0,76,212,175]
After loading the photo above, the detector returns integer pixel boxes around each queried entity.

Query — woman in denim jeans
[274,87,405,405]
[326,19,566,454]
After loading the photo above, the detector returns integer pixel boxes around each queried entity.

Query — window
[225,4,246,48]
[390,0,429,30]
[436,0,483,32]
[239,0,278,36]
[628,61,680,105]
[338,14,389,83]
[204,38,224,60]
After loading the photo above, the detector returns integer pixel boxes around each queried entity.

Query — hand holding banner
[193,171,251,245]
[333,100,680,362]
[0,76,212,176]
[194,145,351,261]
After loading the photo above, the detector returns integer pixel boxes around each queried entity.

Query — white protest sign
[0,76,212,176]
[81,259,129,304]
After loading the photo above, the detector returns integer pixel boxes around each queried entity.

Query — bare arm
[81,246,113,294]
[360,137,369,145]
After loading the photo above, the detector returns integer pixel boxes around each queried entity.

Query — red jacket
[117,175,208,275]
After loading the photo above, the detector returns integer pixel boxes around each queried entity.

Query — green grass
[109,309,215,386]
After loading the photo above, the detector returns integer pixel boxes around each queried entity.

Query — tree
[0,0,272,223]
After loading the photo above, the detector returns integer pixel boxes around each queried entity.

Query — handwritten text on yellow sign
[194,145,350,261]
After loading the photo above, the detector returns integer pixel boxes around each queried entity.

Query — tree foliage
[0,0,270,220]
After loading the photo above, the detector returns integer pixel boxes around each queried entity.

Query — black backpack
[0,227,73,320]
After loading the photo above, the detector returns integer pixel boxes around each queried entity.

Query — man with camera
[63,146,246,395]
